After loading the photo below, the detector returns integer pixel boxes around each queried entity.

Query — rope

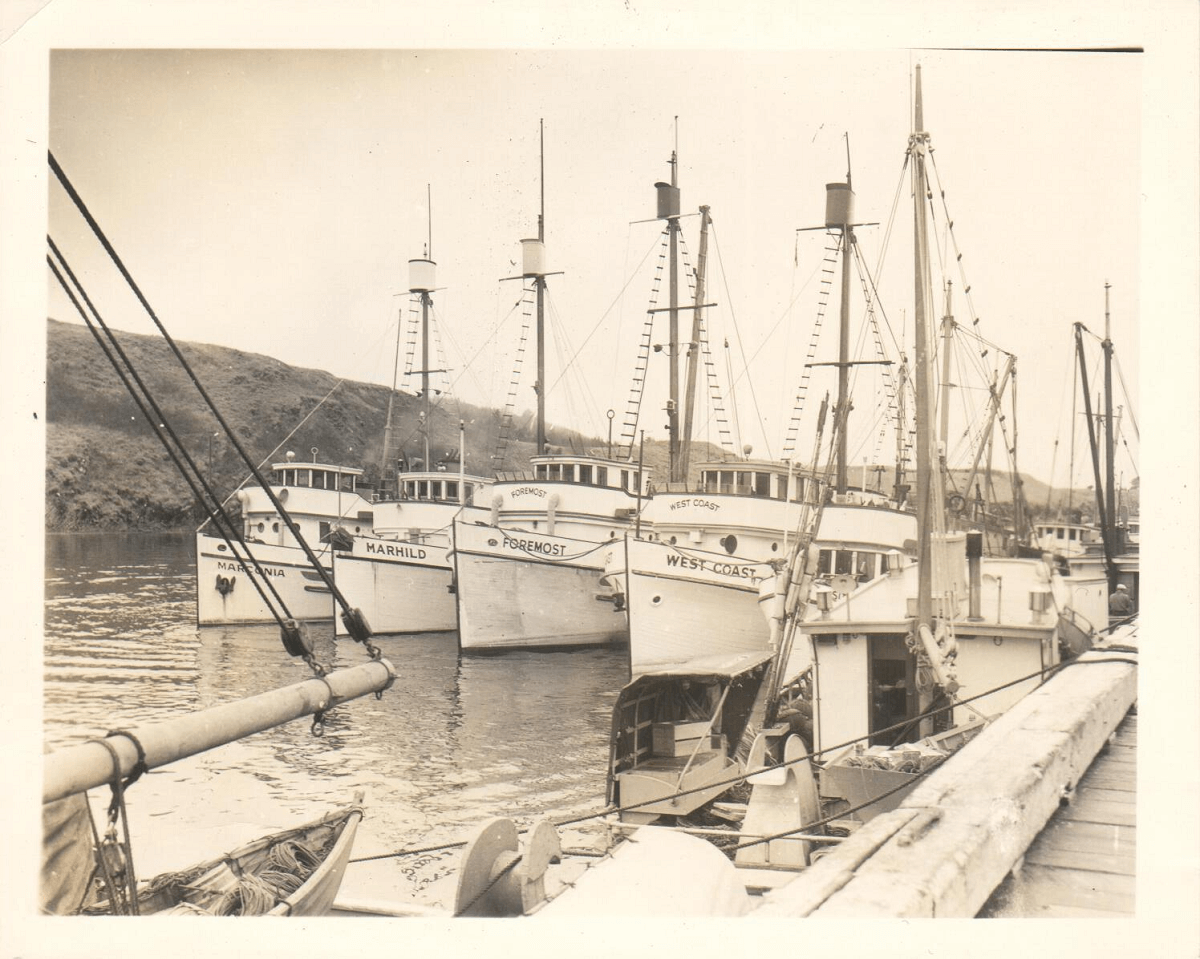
[49,153,357,630]
[46,247,296,631]
[348,652,1138,866]
[89,737,141,915]
[453,852,524,917]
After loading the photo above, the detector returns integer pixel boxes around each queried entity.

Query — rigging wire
[710,225,772,460]
[46,244,297,635]
[48,152,368,645]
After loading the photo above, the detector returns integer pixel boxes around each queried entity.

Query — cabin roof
[624,650,774,685]
[530,452,645,468]
[271,461,364,476]
[398,470,492,483]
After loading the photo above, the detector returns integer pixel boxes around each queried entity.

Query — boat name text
[364,541,428,560]
[510,487,547,498]
[664,553,760,578]
[668,498,721,512]
[217,560,284,578]
[502,535,566,557]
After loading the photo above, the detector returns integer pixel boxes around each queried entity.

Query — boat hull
[195,533,334,625]
[332,534,456,634]
[612,536,777,675]
[452,519,627,650]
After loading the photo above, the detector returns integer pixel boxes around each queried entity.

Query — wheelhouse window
[621,469,630,491]
[340,473,356,492]
[817,549,832,575]
[578,464,593,485]
[547,464,562,481]
[295,470,311,487]
[319,521,331,542]
[446,481,458,500]
[754,472,770,497]
[596,466,608,487]
[776,474,788,501]
[417,480,429,498]
[535,464,548,479]
[835,550,855,576]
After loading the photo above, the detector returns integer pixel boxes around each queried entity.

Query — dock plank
[1003,862,1135,914]
[1057,795,1136,828]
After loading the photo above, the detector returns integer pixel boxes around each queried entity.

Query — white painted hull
[195,533,334,625]
[612,537,777,674]
[452,520,627,650]
[332,535,456,635]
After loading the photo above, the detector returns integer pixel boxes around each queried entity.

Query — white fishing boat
[332,245,493,635]
[194,452,375,625]
[408,65,1120,917]
[609,174,919,675]
[334,465,490,635]
[452,452,649,650]
[451,125,650,652]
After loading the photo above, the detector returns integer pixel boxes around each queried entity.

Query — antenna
[426,183,432,258]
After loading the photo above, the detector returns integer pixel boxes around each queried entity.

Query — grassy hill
[45,318,683,530]
[45,318,1120,530]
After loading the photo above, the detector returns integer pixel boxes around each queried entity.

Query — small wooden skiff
[85,802,363,917]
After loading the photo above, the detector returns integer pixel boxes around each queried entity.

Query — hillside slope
[45,318,1106,531]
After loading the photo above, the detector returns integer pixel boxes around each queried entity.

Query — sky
[3,3,1199,957]
[40,45,1144,486]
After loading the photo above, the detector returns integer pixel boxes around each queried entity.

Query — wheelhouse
[524,454,651,495]
[270,461,364,494]
[397,473,482,504]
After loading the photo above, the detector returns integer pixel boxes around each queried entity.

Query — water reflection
[44,532,630,904]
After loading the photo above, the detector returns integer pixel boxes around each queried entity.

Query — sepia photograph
[2,1,1196,956]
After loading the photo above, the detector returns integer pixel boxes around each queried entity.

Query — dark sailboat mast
[1102,281,1118,552]
[678,204,711,480]
[910,64,938,630]
[408,184,437,470]
[655,138,684,482]
[534,121,547,455]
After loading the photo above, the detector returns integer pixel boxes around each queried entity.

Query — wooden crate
[651,721,719,758]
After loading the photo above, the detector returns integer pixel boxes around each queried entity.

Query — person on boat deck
[1108,583,1135,616]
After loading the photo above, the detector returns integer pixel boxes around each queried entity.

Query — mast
[1075,320,1117,588]
[408,187,437,470]
[938,282,955,478]
[535,121,547,455]
[657,133,683,481]
[910,64,937,631]
[379,300,403,498]
[831,156,856,494]
[1103,281,1118,552]
[679,204,711,479]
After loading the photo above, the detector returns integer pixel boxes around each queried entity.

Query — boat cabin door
[867,634,917,747]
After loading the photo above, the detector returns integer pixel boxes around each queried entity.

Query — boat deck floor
[978,706,1137,918]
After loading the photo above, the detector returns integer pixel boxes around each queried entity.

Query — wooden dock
[755,630,1139,918]
[978,706,1136,918]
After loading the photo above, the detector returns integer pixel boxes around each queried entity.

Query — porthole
[669,536,677,545]
[272,523,280,533]
[771,542,778,552]
[257,522,265,533]
[487,538,499,547]
[651,595,663,606]
[217,544,227,552]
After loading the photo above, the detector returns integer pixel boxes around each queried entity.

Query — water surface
[44,531,630,907]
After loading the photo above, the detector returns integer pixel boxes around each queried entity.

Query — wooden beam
[43,659,396,804]
[755,642,1137,917]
